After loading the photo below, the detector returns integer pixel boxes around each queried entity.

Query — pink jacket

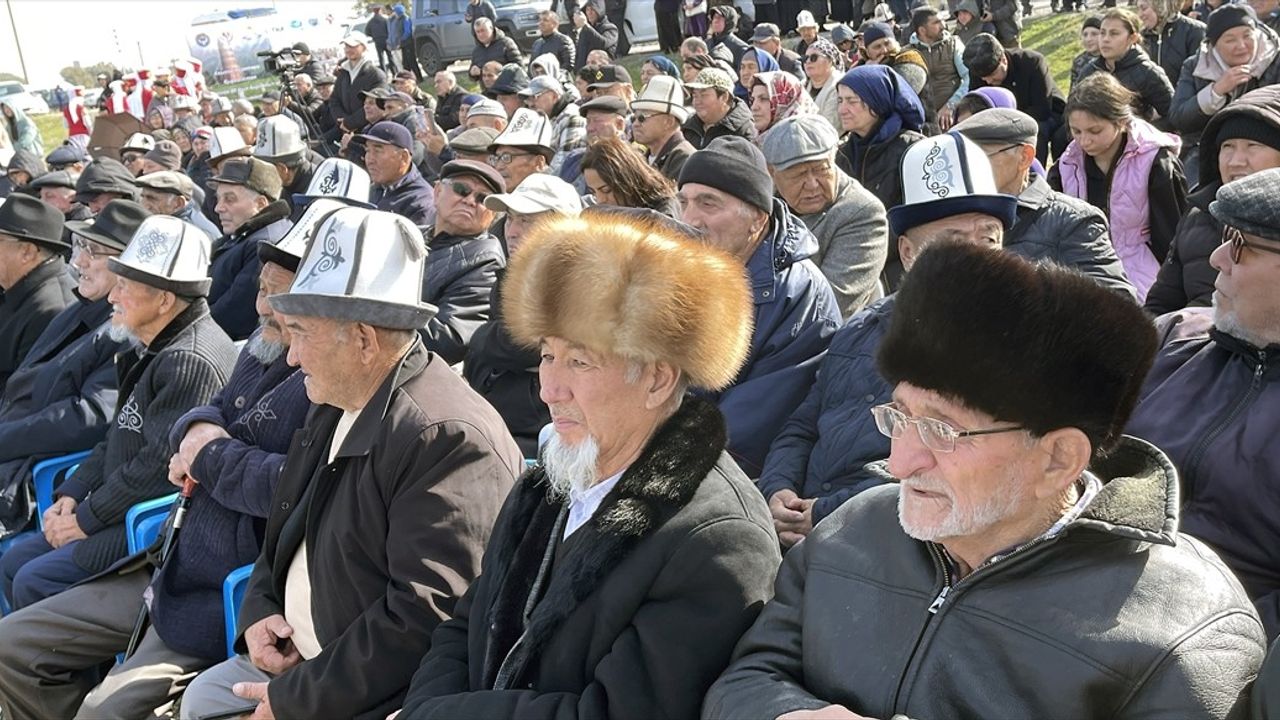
[1057,117,1181,301]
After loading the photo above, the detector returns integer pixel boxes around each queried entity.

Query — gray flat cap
[136,170,196,199]
[952,108,1038,147]
[1210,167,1280,242]
[760,114,841,171]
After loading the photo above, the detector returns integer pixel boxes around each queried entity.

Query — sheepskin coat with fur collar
[399,395,781,720]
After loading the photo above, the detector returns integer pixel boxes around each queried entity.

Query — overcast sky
[0,0,361,88]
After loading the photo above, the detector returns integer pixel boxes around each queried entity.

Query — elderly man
[201,127,254,222]
[470,19,523,81]
[464,98,509,133]
[30,170,92,248]
[521,76,586,175]
[488,108,554,197]
[573,0,619,70]
[208,157,292,340]
[139,141,183,176]
[684,68,758,149]
[754,132,1018,545]
[434,71,465,131]
[465,174,582,454]
[399,210,781,719]
[0,217,237,610]
[963,34,1065,163]
[487,65,531,118]
[359,121,435,227]
[632,75,696,182]
[678,136,840,476]
[0,196,77,394]
[0,212,312,719]
[74,158,139,215]
[555,94,629,191]
[910,6,971,127]
[180,207,521,720]
[753,22,804,78]
[0,202,144,538]
[709,236,1267,718]
[762,115,888,319]
[954,108,1135,295]
[532,9,575,71]
[586,65,635,103]
[332,31,388,142]
[255,115,317,209]
[136,171,221,240]
[119,134,155,178]
[422,161,506,365]
[1127,168,1280,640]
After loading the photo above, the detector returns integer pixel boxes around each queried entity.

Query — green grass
[34,113,67,156]
[1019,11,1089,92]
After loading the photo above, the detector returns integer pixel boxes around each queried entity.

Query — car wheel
[419,38,443,75]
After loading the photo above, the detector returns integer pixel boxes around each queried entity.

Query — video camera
[257,48,300,76]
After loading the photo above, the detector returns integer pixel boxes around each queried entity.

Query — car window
[0,84,22,97]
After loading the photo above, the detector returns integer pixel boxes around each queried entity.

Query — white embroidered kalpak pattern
[298,229,346,289]
[921,144,955,198]
[135,229,170,261]
[318,165,341,195]
[232,396,278,444]
[116,395,143,433]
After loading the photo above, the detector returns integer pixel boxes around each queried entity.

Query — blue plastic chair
[124,494,178,555]
[33,450,94,529]
[223,564,254,658]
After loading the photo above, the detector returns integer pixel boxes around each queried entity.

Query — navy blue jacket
[0,297,126,533]
[757,294,895,522]
[705,200,840,477]
[373,164,436,228]
[149,338,310,660]
[208,201,292,341]
[423,229,504,366]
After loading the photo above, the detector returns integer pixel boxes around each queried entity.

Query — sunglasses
[447,180,490,204]
[804,54,825,62]
[1223,224,1280,264]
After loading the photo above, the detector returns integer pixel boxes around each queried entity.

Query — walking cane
[124,476,197,659]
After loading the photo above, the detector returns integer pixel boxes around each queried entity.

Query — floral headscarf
[807,37,847,72]
[752,71,818,129]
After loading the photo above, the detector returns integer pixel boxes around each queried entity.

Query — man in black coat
[469,19,524,81]
[0,215,237,611]
[179,206,521,720]
[331,32,388,141]
[365,4,398,73]
[531,10,576,72]
[363,121,436,227]
[434,71,466,131]
[573,0,619,70]
[963,34,1066,163]
[398,209,781,720]
[0,201,145,537]
[708,5,751,69]
[0,195,77,394]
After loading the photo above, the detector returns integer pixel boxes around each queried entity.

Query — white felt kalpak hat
[292,157,373,208]
[489,108,554,158]
[631,75,689,123]
[254,115,307,162]
[269,207,437,329]
[121,132,156,153]
[209,126,250,165]
[108,216,213,297]
[887,130,1018,238]
[258,198,348,273]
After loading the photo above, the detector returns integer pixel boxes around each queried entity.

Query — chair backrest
[223,564,255,658]
[32,449,94,529]
[124,494,178,555]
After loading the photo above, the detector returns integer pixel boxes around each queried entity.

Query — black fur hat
[877,242,1157,460]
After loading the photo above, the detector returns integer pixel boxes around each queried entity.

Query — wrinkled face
[1068,110,1126,159]
[773,159,838,215]
[804,50,834,84]
[364,96,385,123]
[530,89,558,115]
[1098,18,1137,60]
[435,71,455,93]
[364,140,410,185]
[750,84,774,131]
[979,142,1032,194]
[87,192,124,215]
[1081,26,1101,53]
[434,174,496,235]
[214,183,266,234]
[293,76,313,95]
[121,151,146,177]
[630,110,676,147]
[1136,0,1159,29]
[108,275,165,337]
[1210,227,1280,346]
[640,62,661,85]
[140,188,186,216]
[505,209,551,251]
[866,37,894,63]
[678,182,768,262]
[1216,26,1257,67]
[39,186,76,213]
[71,235,120,301]
[582,168,617,205]
[1219,138,1280,183]
[317,84,334,100]
[538,336,651,468]
[837,84,878,137]
[888,382,1037,543]
[255,261,295,348]
[492,145,545,189]
[0,235,36,289]
[691,87,729,124]
[584,110,624,141]
[739,56,760,89]
[283,315,362,406]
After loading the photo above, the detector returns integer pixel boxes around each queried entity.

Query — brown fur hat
[877,241,1157,460]
[502,213,754,391]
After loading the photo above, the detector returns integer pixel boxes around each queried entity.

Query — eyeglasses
[983,143,1024,157]
[871,403,1025,454]
[489,151,534,167]
[804,54,825,62]
[446,180,489,204]
[632,113,660,123]
[1223,224,1280,264]
[121,153,143,164]
[72,236,121,260]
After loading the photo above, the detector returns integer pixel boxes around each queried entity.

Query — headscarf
[0,100,43,156]
[752,72,817,130]
[736,47,780,98]
[807,37,847,73]
[963,86,1018,110]
[1149,0,1183,27]
[836,65,926,174]
[146,104,175,130]
[645,55,681,79]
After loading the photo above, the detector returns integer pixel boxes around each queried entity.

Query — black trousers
[400,44,423,80]
[374,41,399,73]
[657,8,683,50]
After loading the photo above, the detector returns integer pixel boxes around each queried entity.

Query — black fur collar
[480,395,727,688]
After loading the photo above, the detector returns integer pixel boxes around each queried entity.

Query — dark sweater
[150,339,310,660]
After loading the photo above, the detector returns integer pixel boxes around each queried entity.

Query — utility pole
[5,0,29,83]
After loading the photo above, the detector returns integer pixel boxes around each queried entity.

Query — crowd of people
[0,0,1279,716]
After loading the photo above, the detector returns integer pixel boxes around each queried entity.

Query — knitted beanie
[678,136,775,214]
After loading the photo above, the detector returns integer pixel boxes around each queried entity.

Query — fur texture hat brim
[877,241,1156,460]
[501,214,753,391]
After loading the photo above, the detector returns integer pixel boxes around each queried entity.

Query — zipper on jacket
[1183,352,1266,485]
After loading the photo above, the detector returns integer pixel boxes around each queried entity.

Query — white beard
[897,472,1028,542]
[245,333,286,364]
[1212,294,1277,348]
[543,431,600,501]
[107,322,138,344]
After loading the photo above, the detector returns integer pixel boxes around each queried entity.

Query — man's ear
[898,234,916,271]
[1031,427,1092,500]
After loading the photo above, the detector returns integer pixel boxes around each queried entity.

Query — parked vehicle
[0,81,50,115]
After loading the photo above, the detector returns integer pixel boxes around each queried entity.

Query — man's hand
[419,122,447,155]
[234,681,275,720]
[769,490,816,547]
[1212,65,1252,96]
[469,64,482,78]
[169,421,229,486]
[42,495,76,527]
[244,614,302,675]
[573,11,587,28]
[779,705,875,720]
[938,104,955,130]
[43,511,88,549]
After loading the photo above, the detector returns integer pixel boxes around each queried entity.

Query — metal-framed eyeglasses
[72,236,121,261]
[871,403,1025,454]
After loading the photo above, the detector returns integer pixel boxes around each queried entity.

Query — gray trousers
[0,569,212,719]
[180,653,272,720]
